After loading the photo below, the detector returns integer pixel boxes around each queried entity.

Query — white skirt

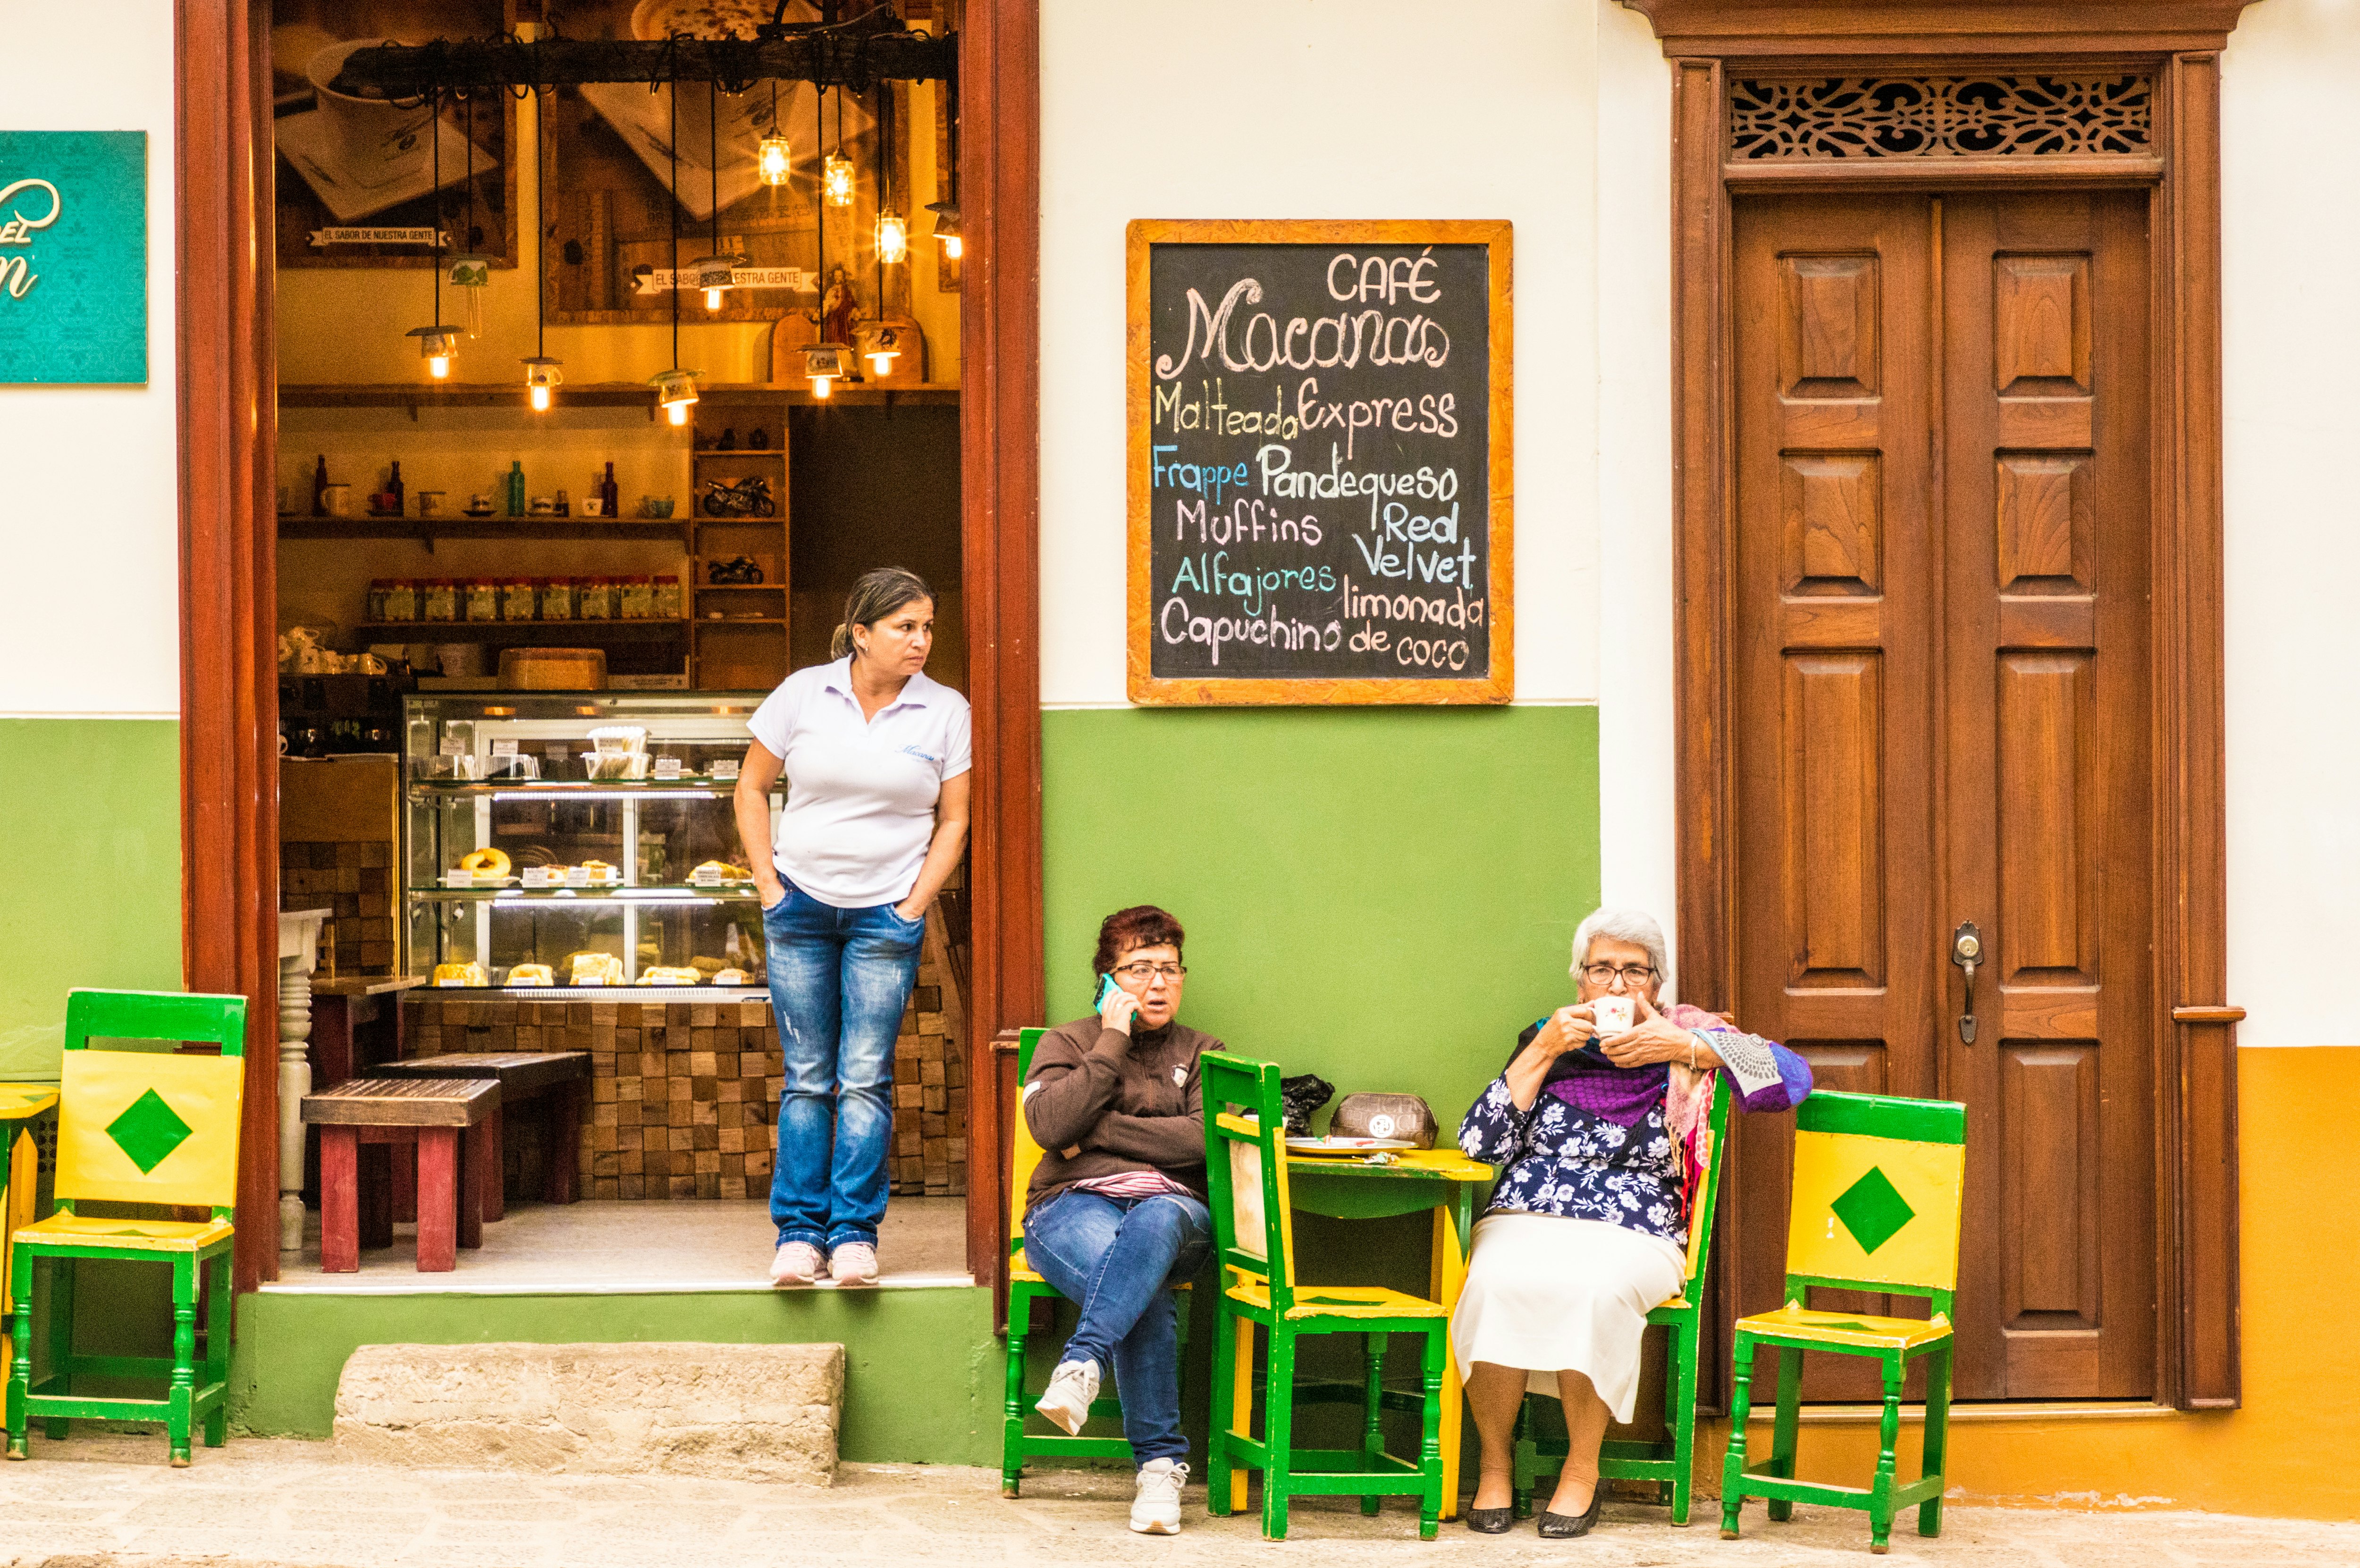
[1450,1212,1686,1424]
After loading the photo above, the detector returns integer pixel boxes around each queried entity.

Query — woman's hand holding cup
[1537,1004,1596,1057]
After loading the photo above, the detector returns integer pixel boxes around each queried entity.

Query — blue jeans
[1022,1187,1212,1464]
[763,881,925,1251]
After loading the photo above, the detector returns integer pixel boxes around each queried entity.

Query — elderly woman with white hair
[1452,907,1811,1538]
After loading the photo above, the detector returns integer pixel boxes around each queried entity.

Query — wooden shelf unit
[280,381,957,414]
[688,397,791,691]
[357,620,687,645]
[279,517,689,545]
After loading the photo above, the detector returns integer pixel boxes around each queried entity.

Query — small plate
[1285,1136,1415,1157]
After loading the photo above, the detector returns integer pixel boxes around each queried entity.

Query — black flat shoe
[1536,1483,1604,1539]
[1464,1506,1517,1534]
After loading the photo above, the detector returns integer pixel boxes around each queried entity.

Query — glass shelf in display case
[404,691,779,993]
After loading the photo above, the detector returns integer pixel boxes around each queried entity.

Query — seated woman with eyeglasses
[1020,904,1217,1536]
[1452,907,1812,1539]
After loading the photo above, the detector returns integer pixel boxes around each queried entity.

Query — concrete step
[332,1341,843,1484]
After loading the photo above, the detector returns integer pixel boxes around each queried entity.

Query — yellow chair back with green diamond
[1783,1091,1965,1308]
[54,989,246,1216]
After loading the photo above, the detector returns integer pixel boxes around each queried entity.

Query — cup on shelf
[322,483,352,517]
[529,496,556,516]
[416,490,446,516]
[641,495,675,519]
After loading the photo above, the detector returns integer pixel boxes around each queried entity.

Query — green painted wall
[0,718,183,1079]
[231,1286,1003,1463]
[1041,705,1601,1133]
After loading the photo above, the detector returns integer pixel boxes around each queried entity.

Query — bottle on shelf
[388,460,405,518]
[555,487,571,518]
[601,461,620,520]
[311,455,329,517]
[506,460,526,518]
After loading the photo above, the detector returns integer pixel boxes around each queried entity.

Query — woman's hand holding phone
[1097,972,1141,1038]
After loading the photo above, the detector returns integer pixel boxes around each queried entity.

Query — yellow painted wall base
[1688,1047,2360,1523]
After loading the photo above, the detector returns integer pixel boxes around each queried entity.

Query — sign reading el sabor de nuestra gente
[0,131,148,385]
[1127,219,1513,705]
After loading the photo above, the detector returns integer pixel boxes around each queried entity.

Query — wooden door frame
[1628,0,2250,1408]
[177,2,1045,1293]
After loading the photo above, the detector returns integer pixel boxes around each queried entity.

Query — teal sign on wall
[0,131,148,385]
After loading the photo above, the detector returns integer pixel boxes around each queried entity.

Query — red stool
[375,1051,590,1217]
[301,1079,499,1272]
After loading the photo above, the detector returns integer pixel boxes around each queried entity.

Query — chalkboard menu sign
[1127,220,1513,704]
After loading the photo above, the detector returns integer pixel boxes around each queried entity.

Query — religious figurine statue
[820,266,860,349]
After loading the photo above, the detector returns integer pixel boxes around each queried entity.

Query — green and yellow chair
[1512,1072,1731,1525]
[0,1084,59,1433]
[1202,1051,1449,1540]
[1719,1090,1966,1553]
[7,989,249,1467]
[999,1026,1190,1496]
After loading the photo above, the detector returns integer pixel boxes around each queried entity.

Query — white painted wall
[1038,0,1604,708]
[0,6,181,719]
[2221,0,2360,1048]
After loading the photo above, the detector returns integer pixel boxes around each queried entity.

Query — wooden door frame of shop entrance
[173,0,1045,1296]
[1627,0,2252,1410]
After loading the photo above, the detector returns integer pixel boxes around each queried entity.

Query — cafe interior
[267,0,972,1289]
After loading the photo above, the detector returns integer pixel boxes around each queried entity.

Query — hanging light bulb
[804,342,845,399]
[652,368,700,425]
[823,153,854,207]
[523,356,563,412]
[448,255,491,339]
[407,325,461,381]
[690,253,736,312]
[758,134,792,186]
[875,211,908,265]
[864,324,902,378]
[926,200,962,260]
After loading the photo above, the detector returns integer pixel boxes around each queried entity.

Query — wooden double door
[1726,188,2157,1400]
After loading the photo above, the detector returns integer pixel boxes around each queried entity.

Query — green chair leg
[1918,1343,1952,1539]
[1666,1315,1700,1526]
[43,1256,74,1442]
[202,1255,231,1449]
[1765,1345,1802,1522]
[1417,1324,1445,1540]
[1261,1325,1295,1541]
[1001,1291,1030,1497]
[1509,1398,1537,1518]
[168,1256,198,1467]
[1869,1357,1903,1554]
[1207,1304,1238,1517]
[1359,1332,1387,1516]
[1719,1334,1756,1539]
[6,1246,33,1459]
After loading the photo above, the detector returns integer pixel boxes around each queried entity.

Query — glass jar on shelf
[579,576,615,620]
[501,577,538,621]
[652,574,682,620]
[421,578,458,622]
[365,579,390,624]
[383,578,418,623]
[620,574,654,620]
[465,578,501,621]
[538,576,575,621]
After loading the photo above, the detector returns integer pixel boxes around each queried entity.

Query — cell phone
[1096,972,1124,1010]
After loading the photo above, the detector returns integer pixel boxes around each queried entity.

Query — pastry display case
[402,692,778,993]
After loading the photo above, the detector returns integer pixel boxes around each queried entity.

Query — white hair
[1571,907,1669,986]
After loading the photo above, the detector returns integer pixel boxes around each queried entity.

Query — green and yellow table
[0,1084,61,1423]
[1225,1146,1494,1520]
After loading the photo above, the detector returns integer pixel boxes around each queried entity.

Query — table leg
[1431,1201,1472,1520]
[277,956,313,1255]
[391,1133,417,1226]
[480,1107,506,1223]
[359,1142,394,1250]
[416,1128,458,1272]
[462,1122,489,1249]
[320,1127,359,1273]
[546,1080,583,1204]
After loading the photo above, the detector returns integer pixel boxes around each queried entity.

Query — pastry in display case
[403,692,781,992]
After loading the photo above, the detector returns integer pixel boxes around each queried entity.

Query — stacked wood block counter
[400,927,966,1200]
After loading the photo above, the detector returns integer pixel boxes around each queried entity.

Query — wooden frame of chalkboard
[1126,219,1513,705]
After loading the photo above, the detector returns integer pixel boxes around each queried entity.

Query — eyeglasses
[1113,962,1188,982]
[1581,963,1656,987]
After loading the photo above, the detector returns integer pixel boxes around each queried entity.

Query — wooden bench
[377,1051,590,1218]
[301,1079,499,1272]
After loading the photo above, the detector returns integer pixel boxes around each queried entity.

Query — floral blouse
[1457,1019,1812,1248]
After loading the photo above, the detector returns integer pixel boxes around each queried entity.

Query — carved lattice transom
[1728,76,2153,160]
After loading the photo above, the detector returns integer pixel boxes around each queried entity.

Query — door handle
[1950,921,1982,1044]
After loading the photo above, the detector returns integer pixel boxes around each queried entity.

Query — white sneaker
[829,1241,879,1285]
[769,1241,822,1286]
[1131,1459,1188,1535]
[1034,1358,1100,1436]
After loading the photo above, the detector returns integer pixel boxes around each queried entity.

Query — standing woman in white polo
[734,567,972,1286]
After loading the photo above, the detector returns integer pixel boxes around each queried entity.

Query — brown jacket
[1021,1015,1220,1210]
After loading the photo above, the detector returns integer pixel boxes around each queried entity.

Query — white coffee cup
[1591,996,1635,1037]
[305,39,438,175]
[322,483,353,517]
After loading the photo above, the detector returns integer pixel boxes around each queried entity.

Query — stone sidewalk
[3,1436,2355,1568]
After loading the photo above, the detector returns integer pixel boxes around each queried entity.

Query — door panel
[1728,189,2155,1401]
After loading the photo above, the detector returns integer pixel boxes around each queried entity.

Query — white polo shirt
[747,658,972,908]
